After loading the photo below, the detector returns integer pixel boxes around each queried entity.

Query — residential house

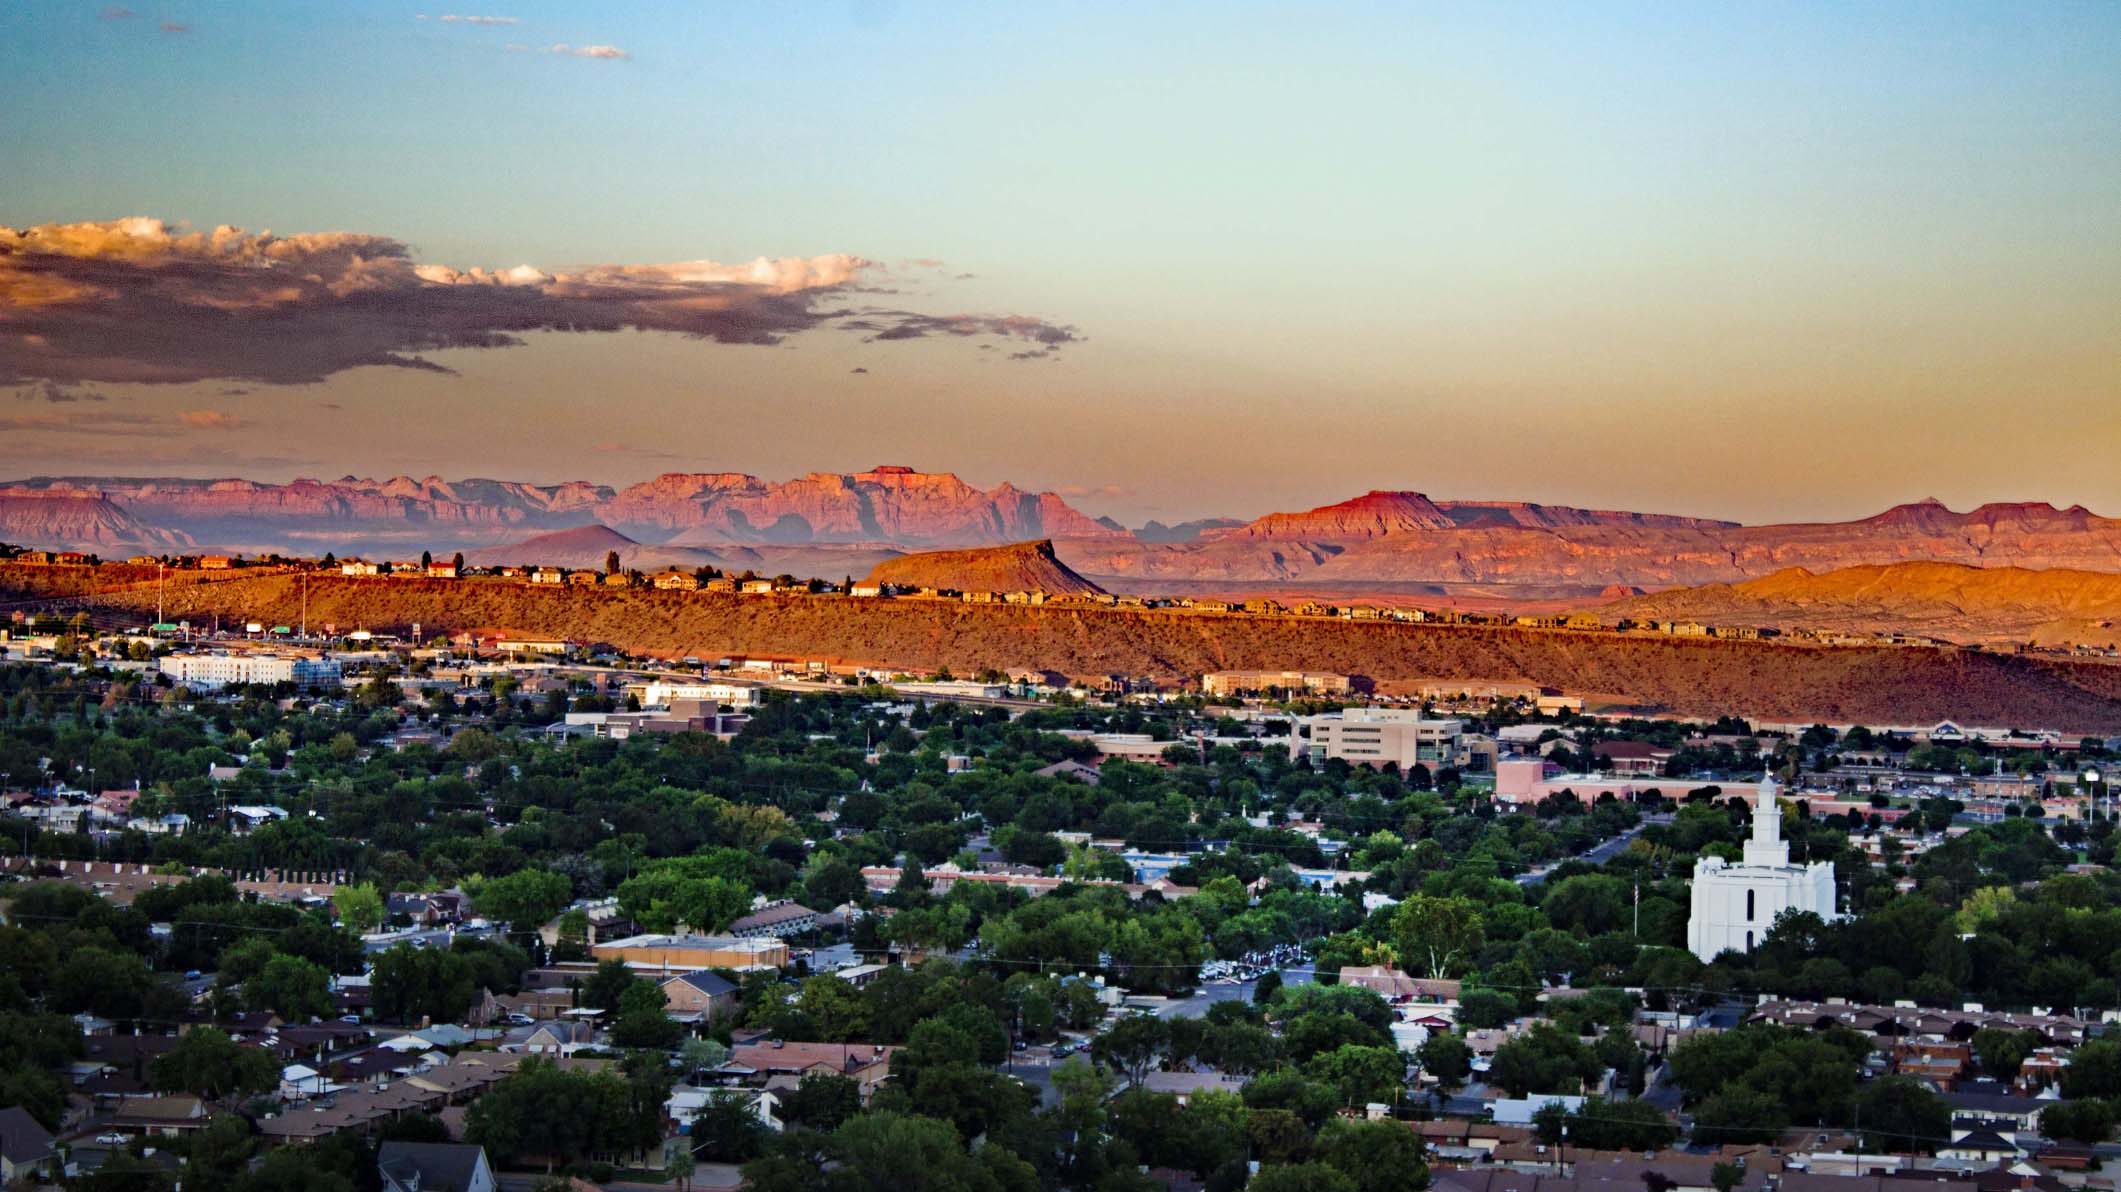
[652,571,700,591]
[0,1107,54,1184]
[667,1086,782,1135]
[378,1142,496,1192]
[726,1040,900,1102]
[517,1020,599,1056]
[529,567,564,585]
[659,971,739,1023]
[110,1092,209,1137]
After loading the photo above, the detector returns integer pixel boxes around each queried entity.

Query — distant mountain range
[3,469,2118,596]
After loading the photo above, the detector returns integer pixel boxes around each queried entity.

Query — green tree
[1390,895,1484,978]
[1304,1044,1408,1107]
[1854,1076,1951,1154]
[611,980,685,1049]
[1417,1032,1473,1093]
[1095,1014,1169,1087]
[2064,1040,2121,1099]
[1488,1024,1598,1098]
[1251,1162,1360,1192]
[2041,1099,2118,1144]
[247,953,334,1021]
[1314,1116,1430,1192]
[150,1027,278,1100]
[332,882,386,932]
[473,868,572,931]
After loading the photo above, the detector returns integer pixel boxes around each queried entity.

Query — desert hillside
[25,569,2121,732]
[1591,562,2121,648]
[864,540,1104,596]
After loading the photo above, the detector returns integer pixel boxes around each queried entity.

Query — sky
[2,1,2117,527]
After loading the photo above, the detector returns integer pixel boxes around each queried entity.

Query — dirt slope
[41,570,2121,732]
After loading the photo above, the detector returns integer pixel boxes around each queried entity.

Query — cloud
[592,440,688,460]
[100,5,135,19]
[549,43,627,59]
[12,380,106,403]
[178,408,245,430]
[1059,484,1131,498]
[0,217,1079,385]
[845,311,1081,361]
[849,367,869,374]
[0,410,160,436]
[440,14,517,24]
[160,21,189,33]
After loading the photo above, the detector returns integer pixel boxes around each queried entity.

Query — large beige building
[590,933,788,972]
[1290,707,1465,770]
[1202,670,1351,697]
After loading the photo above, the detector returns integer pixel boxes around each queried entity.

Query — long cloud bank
[0,217,1079,385]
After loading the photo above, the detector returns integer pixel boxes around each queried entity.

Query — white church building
[1687,775,1838,961]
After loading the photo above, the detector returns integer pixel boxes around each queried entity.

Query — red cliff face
[0,468,1123,553]
[604,467,1124,547]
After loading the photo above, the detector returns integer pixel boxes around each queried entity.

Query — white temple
[1686,774,1838,961]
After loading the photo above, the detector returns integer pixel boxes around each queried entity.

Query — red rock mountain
[7,469,2121,598]
[0,467,1119,554]
[1054,498,2121,590]
[0,488,192,551]
[604,466,1122,546]
[864,540,1105,595]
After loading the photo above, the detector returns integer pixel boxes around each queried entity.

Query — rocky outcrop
[864,540,1104,595]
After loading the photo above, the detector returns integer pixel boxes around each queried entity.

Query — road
[1514,815,1667,886]
[1153,966,1317,1020]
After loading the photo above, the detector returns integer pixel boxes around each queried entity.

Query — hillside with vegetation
[31,567,2121,731]
[1591,561,2121,648]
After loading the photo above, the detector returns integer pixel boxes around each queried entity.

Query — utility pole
[300,571,307,639]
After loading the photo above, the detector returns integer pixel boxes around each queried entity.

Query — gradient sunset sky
[3,1,2117,526]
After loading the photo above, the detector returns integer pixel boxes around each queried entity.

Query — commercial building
[1688,774,1839,961]
[1289,708,1464,770]
[591,933,789,973]
[159,653,342,690]
[1202,670,1351,697]
[639,680,759,708]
